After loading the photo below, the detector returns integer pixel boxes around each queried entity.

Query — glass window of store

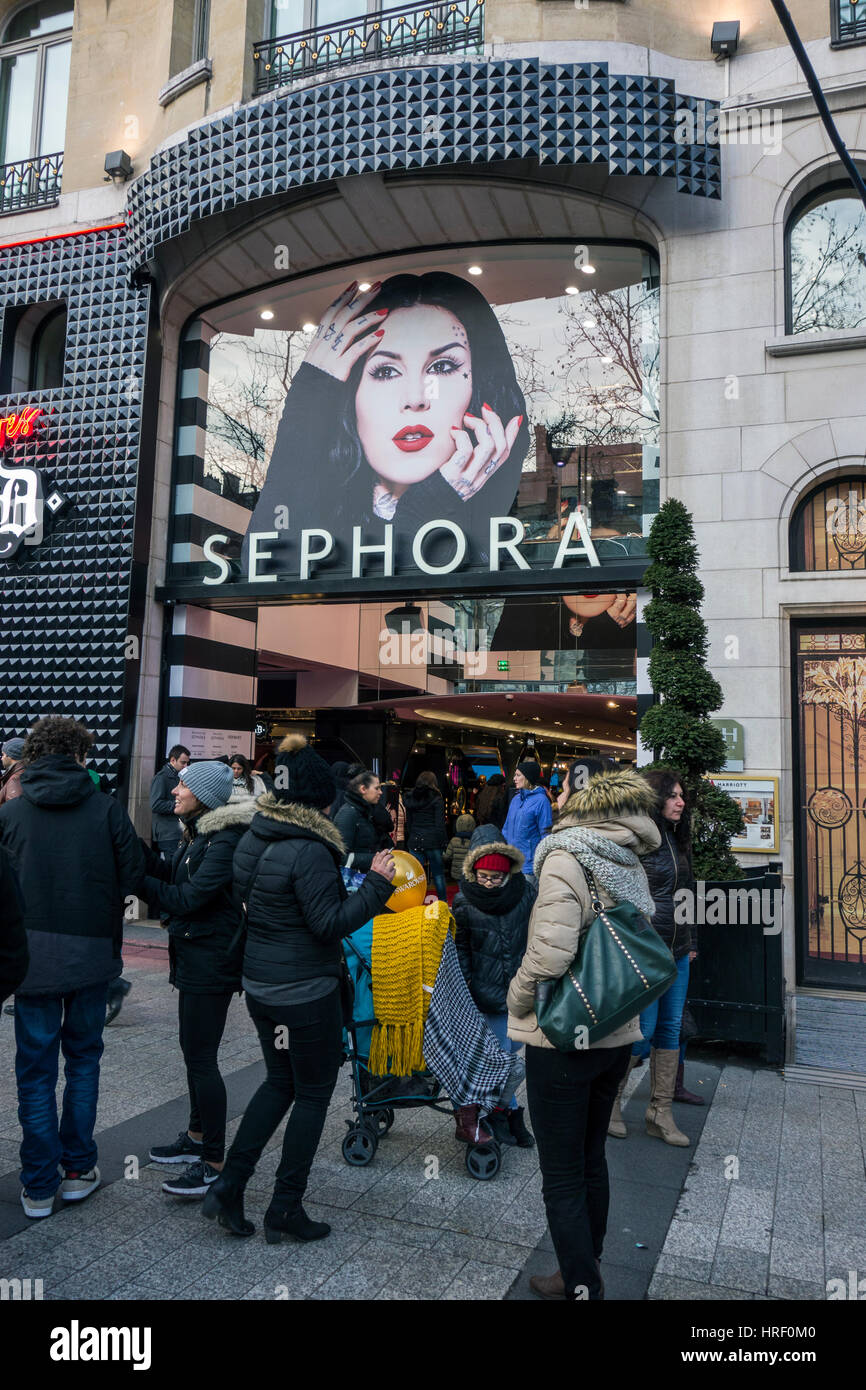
[0,1,72,166]
[169,241,660,591]
[787,182,866,334]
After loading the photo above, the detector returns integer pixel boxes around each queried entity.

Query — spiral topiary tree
[638,497,744,880]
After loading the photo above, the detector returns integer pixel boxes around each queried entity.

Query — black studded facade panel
[125,60,720,264]
[0,227,150,791]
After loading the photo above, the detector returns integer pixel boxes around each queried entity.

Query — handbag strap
[579,861,605,915]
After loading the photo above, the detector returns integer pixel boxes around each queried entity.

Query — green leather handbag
[534,864,676,1050]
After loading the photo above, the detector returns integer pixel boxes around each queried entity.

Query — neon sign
[0,406,43,449]
[0,406,67,561]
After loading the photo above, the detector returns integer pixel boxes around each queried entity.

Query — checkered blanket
[423,932,524,1112]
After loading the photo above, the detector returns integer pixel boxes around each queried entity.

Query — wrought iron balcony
[254,0,484,94]
[833,0,866,45]
[0,152,63,216]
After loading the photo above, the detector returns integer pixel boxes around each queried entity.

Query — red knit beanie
[475,853,511,874]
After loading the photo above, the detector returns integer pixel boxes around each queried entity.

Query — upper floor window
[790,475,866,572]
[832,1,866,47]
[787,183,866,335]
[0,1,72,167]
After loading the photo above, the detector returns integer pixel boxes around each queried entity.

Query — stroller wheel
[342,1124,378,1167]
[465,1141,501,1182]
[369,1106,395,1137]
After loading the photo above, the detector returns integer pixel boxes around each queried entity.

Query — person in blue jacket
[502,761,552,872]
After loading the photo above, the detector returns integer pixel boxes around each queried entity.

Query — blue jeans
[632,953,691,1058]
[14,982,108,1197]
[422,848,447,901]
[483,1011,520,1110]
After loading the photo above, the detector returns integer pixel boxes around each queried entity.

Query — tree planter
[686,869,785,1065]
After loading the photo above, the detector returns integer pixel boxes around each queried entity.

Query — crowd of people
[0,717,702,1302]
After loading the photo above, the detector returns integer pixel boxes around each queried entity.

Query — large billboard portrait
[241,273,531,578]
[174,242,660,591]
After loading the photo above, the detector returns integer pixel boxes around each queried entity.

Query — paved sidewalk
[2,924,864,1300]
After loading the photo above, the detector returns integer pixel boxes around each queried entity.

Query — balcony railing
[0,152,63,216]
[833,0,866,45]
[254,0,484,93]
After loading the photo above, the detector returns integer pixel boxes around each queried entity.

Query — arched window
[0,298,66,393]
[0,1,73,167]
[786,182,866,335]
[790,474,866,572]
[29,302,65,388]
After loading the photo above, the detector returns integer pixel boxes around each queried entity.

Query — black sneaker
[149,1131,204,1165]
[162,1160,220,1197]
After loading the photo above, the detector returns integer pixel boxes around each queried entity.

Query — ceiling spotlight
[711,20,740,60]
[616,489,627,495]
[259,309,275,321]
[358,281,372,291]
[580,264,596,275]
[607,701,619,708]
[581,316,596,328]
[302,322,317,332]
[565,285,580,295]
[467,265,483,276]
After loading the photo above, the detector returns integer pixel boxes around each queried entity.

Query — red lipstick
[392,425,434,453]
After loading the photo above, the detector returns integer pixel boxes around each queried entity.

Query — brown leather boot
[454,1105,493,1145]
[645,1048,690,1146]
[608,1055,640,1138]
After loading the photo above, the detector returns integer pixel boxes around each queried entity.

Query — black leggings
[177,991,234,1164]
[526,1043,632,1300]
[223,987,343,1205]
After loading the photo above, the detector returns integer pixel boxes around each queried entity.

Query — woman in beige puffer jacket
[507,760,660,1302]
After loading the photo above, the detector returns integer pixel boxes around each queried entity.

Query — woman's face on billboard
[354,304,474,488]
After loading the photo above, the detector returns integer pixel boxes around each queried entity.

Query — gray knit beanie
[179,760,234,810]
[2,738,26,760]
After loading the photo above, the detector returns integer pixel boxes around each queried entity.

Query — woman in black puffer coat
[405,770,448,900]
[334,772,390,872]
[452,823,537,1148]
[141,761,257,1198]
[204,734,395,1244]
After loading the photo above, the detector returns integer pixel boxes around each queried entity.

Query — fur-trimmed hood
[194,795,258,837]
[462,823,525,882]
[253,791,346,856]
[558,767,657,823]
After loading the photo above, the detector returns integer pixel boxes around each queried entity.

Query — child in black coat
[452,824,537,1148]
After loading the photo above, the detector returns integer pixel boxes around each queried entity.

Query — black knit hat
[273,733,336,808]
[516,760,542,786]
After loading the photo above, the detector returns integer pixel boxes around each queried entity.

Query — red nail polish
[482,402,492,411]
[375,309,389,316]
[517,415,524,427]
[373,329,385,337]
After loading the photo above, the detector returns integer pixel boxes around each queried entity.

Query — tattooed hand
[303,281,388,382]
[439,404,523,501]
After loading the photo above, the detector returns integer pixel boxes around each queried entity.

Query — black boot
[507,1106,535,1148]
[202,1174,254,1236]
[485,1108,517,1147]
[263,1199,331,1245]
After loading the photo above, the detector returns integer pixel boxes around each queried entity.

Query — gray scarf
[533,825,655,918]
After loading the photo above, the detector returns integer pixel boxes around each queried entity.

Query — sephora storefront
[156,237,661,802]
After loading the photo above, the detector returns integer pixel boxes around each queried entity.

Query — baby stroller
[341,924,505,1182]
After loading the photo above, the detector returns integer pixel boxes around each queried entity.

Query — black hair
[314,272,531,544]
[230,752,254,793]
[642,766,692,854]
[564,756,615,797]
[349,770,378,794]
[168,744,190,762]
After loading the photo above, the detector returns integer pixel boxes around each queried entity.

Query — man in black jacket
[0,844,27,1004]
[0,716,145,1219]
[149,744,190,860]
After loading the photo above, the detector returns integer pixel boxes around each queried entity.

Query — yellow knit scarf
[368,900,454,1076]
